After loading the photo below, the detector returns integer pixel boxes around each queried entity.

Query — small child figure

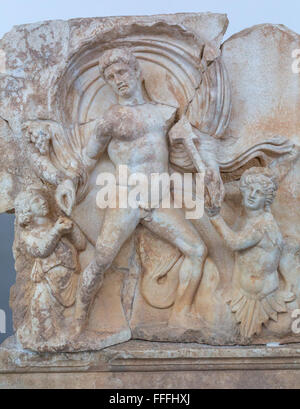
[15,188,86,349]
[22,120,78,215]
[206,167,295,339]
[22,120,65,186]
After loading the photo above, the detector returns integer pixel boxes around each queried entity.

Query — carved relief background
[0,13,300,352]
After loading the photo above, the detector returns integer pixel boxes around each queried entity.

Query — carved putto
[208,167,296,339]
[0,13,300,352]
[14,188,86,350]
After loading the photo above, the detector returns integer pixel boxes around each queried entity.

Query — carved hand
[205,204,221,218]
[204,167,225,209]
[284,144,300,162]
[55,216,73,234]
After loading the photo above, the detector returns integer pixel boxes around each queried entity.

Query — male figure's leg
[74,207,140,332]
[142,207,207,323]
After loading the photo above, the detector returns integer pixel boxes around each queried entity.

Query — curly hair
[98,47,140,78]
[240,167,278,212]
[15,189,47,227]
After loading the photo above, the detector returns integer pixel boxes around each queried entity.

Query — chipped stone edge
[1,337,300,373]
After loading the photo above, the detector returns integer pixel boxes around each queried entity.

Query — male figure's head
[98,48,142,101]
[240,167,278,212]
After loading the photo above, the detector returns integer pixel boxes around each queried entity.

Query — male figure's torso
[106,103,176,179]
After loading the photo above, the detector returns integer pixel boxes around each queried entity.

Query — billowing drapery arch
[52,22,232,203]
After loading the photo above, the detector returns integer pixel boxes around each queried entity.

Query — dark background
[0,213,15,344]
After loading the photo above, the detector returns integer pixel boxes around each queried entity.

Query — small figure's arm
[28,146,66,186]
[268,144,300,182]
[22,217,73,259]
[66,222,87,252]
[210,214,263,251]
[23,121,66,187]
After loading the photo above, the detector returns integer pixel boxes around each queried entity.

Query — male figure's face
[104,62,139,98]
[241,182,266,211]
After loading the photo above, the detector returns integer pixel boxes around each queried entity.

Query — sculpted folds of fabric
[0,12,300,353]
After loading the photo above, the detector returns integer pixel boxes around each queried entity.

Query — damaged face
[30,193,49,217]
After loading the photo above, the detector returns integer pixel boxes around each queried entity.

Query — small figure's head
[240,167,278,212]
[98,48,142,99]
[22,121,51,155]
[15,189,49,227]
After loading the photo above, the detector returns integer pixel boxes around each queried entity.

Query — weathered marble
[2,336,300,389]
[1,12,300,385]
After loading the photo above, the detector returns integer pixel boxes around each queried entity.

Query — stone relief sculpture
[207,167,296,339]
[14,188,86,350]
[22,120,79,215]
[72,47,221,337]
[0,13,300,352]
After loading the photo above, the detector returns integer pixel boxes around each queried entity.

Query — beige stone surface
[0,12,300,357]
[2,338,300,388]
[3,370,300,389]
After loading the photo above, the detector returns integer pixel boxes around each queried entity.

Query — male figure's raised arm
[84,118,111,162]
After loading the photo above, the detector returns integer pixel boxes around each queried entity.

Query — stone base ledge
[2,336,300,388]
[1,336,300,372]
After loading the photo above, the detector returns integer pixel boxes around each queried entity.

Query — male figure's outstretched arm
[169,117,224,209]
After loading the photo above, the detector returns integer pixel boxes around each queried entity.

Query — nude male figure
[74,48,222,334]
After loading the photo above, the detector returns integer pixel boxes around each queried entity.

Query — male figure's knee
[188,241,207,261]
[94,245,115,272]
